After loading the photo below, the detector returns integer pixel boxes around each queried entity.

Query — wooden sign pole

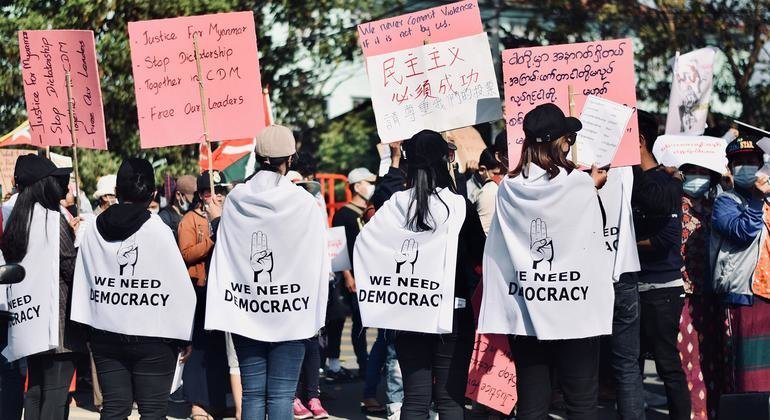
[567,84,578,166]
[193,33,216,195]
[64,71,81,216]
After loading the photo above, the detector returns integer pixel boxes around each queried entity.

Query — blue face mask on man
[733,165,759,190]
[683,174,710,198]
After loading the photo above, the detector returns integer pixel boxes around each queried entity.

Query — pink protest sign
[466,334,517,414]
[466,284,517,414]
[503,38,640,167]
[357,0,482,57]
[128,11,264,148]
[18,30,107,149]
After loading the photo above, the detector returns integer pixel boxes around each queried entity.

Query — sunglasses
[202,186,228,198]
[448,149,456,164]
[566,133,578,145]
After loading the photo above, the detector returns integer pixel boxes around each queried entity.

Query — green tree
[519,0,770,124]
[317,102,379,173]
[0,0,388,193]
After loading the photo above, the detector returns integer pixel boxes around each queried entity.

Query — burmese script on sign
[367,32,502,143]
[503,38,639,168]
[128,11,264,148]
[18,30,107,149]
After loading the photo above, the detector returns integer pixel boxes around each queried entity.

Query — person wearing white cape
[354,130,486,420]
[478,104,612,420]
[1,154,86,420]
[205,125,330,420]
[73,158,195,420]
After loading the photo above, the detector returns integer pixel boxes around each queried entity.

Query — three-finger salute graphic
[530,218,554,270]
[394,238,419,274]
[117,236,139,276]
[251,231,274,282]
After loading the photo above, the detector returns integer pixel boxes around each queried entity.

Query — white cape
[598,167,640,281]
[2,204,60,361]
[478,165,614,339]
[205,171,330,342]
[71,215,196,341]
[354,188,466,334]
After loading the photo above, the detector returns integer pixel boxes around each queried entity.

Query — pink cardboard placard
[18,30,107,150]
[503,38,640,167]
[357,0,482,57]
[466,283,517,414]
[128,11,264,149]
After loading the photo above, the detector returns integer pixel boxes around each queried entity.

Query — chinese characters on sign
[128,11,264,148]
[18,30,107,149]
[503,38,639,167]
[367,33,502,143]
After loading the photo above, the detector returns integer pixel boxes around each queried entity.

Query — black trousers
[90,333,178,420]
[297,337,321,400]
[509,335,600,420]
[325,285,367,371]
[23,353,78,420]
[639,286,690,420]
[394,309,474,420]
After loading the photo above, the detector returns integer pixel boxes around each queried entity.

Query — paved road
[68,322,671,419]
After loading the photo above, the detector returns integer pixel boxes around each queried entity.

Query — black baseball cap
[403,130,450,168]
[197,170,228,192]
[14,154,72,188]
[523,103,582,143]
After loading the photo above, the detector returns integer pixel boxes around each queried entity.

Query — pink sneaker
[308,398,329,419]
[293,398,313,419]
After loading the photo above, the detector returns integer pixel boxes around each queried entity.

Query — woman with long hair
[478,103,611,420]
[354,129,486,419]
[1,154,86,420]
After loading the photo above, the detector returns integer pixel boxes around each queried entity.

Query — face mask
[159,196,168,208]
[682,174,710,198]
[179,200,190,212]
[361,184,375,201]
[733,165,759,189]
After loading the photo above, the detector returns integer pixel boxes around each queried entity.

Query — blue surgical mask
[682,174,710,198]
[733,165,759,190]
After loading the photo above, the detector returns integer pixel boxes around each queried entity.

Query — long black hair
[403,130,456,232]
[1,175,67,263]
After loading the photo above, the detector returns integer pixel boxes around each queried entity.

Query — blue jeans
[364,329,389,399]
[610,279,645,420]
[233,335,305,420]
[385,339,403,416]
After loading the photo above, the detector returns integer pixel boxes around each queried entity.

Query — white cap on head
[93,174,117,200]
[347,168,377,184]
[255,125,297,159]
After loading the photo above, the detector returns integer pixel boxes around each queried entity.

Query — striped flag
[198,88,274,180]
[0,121,34,147]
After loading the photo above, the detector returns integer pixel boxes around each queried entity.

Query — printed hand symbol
[250,231,273,282]
[394,239,419,274]
[530,219,553,270]
[117,237,139,276]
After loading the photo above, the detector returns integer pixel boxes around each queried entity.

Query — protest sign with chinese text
[665,48,716,135]
[366,32,502,142]
[128,11,264,148]
[18,30,107,149]
[358,0,482,57]
[503,38,639,167]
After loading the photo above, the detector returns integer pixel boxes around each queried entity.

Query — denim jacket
[710,188,765,305]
